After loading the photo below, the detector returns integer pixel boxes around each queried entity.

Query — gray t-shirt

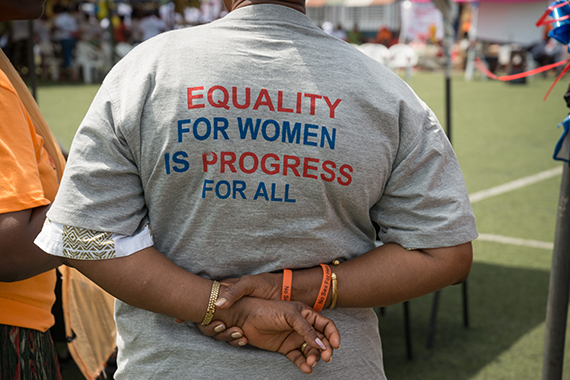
[45,4,477,379]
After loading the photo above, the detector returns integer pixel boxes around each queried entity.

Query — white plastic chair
[358,43,390,65]
[115,42,133,59]
[74,42,106,84]
[387,43,418,80]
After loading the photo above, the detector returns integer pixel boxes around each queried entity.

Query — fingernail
[238,341,246,346]
[315,338,326,350]
[214,324,225,333]
[312,362,317,367]
[215,298,226,307]
[231,332,242,339]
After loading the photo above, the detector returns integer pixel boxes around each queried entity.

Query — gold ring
[300,342,308,356]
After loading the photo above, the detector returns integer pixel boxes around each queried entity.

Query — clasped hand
[193,273,340,374]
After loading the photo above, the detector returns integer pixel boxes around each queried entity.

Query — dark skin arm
[210,242,473,310]
[198,242,472,345]
[0,206,62,282]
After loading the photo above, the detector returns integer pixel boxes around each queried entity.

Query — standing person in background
[77,12,102,47]
[332,22,347,41]
[0,1,67,378]
[35,14,59,82]
[34,0,477,378]
[114,15,133,59]
[7,20,30,76]
[374,26,393,47]
[115,15,131,45]
[348,22,364,44]
[129,7,144,45]
[138,9,166,42]
[52,4,78,81]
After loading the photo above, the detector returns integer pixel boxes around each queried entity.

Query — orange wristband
[313,264,331,312]
[281,269,292,301]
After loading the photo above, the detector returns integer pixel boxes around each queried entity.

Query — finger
[278,331,326,371]
[215,276,255,309]
[285,304,327,354]
[296,333,332,364]
[284,348,314,374]
[318,317,341,350]
[213,327,246,343]
[219,277,239,287]
[196,322,248,346]
[287,305,337,364]
[196,321,227,337]
[311,332,333,363]
[226,334,248,348]
[304,344,322,366]
[277,302,337,361]
[301,306,341,350]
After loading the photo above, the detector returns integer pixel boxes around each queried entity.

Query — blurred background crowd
[0,0,228,84]
[0,0,567,85]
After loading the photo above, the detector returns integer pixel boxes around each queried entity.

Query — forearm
[62,246,216,323]
[290,242,473,308]
[0,206,62,282]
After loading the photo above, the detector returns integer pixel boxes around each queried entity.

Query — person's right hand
[215,272,282,308]
[197,320,330,371]
[218,296,340,374]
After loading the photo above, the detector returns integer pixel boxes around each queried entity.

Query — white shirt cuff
[35,219,154,260]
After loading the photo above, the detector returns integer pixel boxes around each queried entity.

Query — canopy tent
[477,0,550,44]
[342,0,396,8]
[306,0,344,8]
[306,0,395,8]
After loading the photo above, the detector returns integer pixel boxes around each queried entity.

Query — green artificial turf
[37,83,100,151]
[410,72,565,193]
[36,71,570,379]
[379,73,570,380]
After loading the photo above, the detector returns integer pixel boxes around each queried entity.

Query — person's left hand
[195,320,330,368]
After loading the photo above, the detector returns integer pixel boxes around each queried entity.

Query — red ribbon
[536,0,570,27]
[473,57,570,100]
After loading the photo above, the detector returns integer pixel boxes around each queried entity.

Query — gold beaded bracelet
[201,281,221,326]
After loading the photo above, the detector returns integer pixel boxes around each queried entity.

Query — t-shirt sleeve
[0,80,50,213]
[371,108,478,249]
[35,219,153,260]
[46,84,148,237]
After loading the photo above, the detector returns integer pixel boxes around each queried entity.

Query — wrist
[210,285,240,325]
[313,264,332,311]
[201,280,221,326]
[281,269,292,301]
[290,266,329,307]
